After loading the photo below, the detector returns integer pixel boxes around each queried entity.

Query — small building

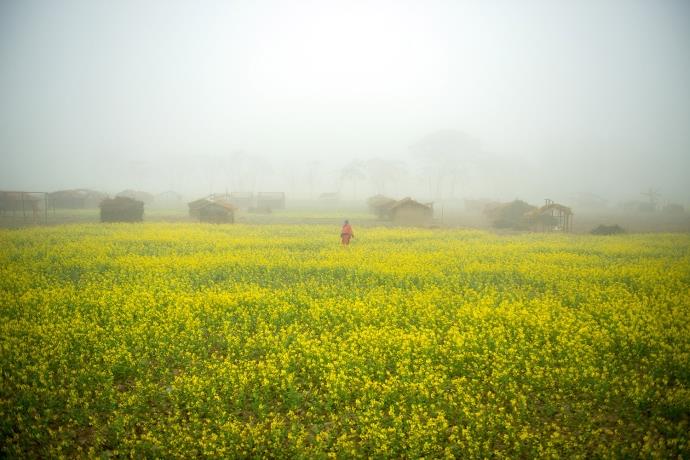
[484,200,536,230]
[389,197,433,226]
[100,197,144,222]
[527,199,573,232]
[0,191,44,218]
[198,201,235,223]
[257,192,285,210]
[230,192,254,209]
[213,197,236,210]
[367,194,397,219]
[188,198,212,219]
[188,196,236,223]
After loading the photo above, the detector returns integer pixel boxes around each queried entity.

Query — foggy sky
[1,0,689,204]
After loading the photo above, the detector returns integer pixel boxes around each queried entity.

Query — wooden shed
[188,198,211,219]
[527,199,573,232]
[100,197,144,222]
[367,194,397,219]
[389,197,433,226]
[198,201,236,223]
[484,200,536,230]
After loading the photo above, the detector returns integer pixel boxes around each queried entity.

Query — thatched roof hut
[100,197,144,222]
[367,195,397,219]
[389,197,433,226]
[188,197,237,223]
[188,198,211,218]
[485,199,573,232]
[484,200,536,229]
[198,201,236,223]
[525,200,573,232]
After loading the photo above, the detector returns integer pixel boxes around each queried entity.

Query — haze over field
[1,0,689,204]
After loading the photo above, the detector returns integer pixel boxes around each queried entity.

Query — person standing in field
[341,220,354,245]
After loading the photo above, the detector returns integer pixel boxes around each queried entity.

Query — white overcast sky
[1,0,689,200]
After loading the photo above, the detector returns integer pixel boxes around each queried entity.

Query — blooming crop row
[1,223,689,457]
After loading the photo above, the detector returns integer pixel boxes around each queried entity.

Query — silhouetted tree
[409,129,481,200]
[339,160,366,199]
[366,158,407,195]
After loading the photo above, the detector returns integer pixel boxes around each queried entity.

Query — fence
[0,191,49,225]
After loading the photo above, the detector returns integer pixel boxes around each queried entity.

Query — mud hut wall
[392,205,432,226]
[100,197,144,222]
[199,204,234,223]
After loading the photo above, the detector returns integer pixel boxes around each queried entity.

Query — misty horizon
[1,0,689,205]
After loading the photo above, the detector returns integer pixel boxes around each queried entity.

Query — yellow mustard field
[1,223,689,458]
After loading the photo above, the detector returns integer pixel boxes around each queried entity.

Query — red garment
[341,224,354,245]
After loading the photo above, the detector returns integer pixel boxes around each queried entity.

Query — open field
[2,204,690,233]
[440,209,690,234]
[1,223,689,457]
[0,206,379,229]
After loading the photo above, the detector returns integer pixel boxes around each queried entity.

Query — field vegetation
[1,223,689,457]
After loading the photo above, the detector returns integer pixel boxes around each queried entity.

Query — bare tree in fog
[225,150,247,193]
[244,155,273,192]
[366,158,407,196]
[219,151,272,193]
[641,187,661,212]
[410,130,482,201]
[338,160,366,200]
[1,2,688,201]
